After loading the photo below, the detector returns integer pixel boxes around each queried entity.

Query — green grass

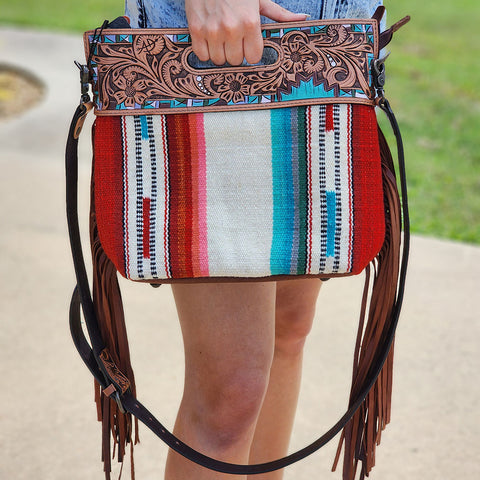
[0,0,121,32]
[384,0,480,244]
[1,0,479,243]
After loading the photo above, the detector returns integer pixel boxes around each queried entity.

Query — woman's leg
[247,278,322,480]
[165,282,278,480]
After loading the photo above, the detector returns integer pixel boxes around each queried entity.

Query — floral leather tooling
[86,20,378,114]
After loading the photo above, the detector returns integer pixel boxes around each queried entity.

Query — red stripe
[142,197,151,259]
[161,116,171,277]
[94,116,127,277]
[346,105,353,271]
[325,103,334,132]
[122,118,131,277]
[166,114,194,278]
[188,114,203,278]
[350,105,385,274]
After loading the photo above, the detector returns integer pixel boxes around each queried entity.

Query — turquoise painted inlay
[313,25,328,34]
[339,89,358,97]
[140,115,149,139]
[326,191,336,258]
[280,78,337,101]
[247,96,262,104]
[270,108,294,275]
[172,99,187,107]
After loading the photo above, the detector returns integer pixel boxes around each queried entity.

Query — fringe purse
[66,7,410,480]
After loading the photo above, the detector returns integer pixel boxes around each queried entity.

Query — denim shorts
[125,0,384,29]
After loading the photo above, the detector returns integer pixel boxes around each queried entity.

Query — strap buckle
[74,61,91,104]
[373,53,390,99]
[103,384,127,414]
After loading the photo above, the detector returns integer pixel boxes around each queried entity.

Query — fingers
[259,0,310,22]
[190,26,250,66]
[240,18,264,65]
[186,0,309,66]
[186,0,263,66]
[190,36,210,62]
[229,16,263,66]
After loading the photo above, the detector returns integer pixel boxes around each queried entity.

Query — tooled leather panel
[85,19,379,115]
[99,349,131,394]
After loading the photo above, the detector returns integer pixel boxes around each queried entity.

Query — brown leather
[379,15,411,49]
[372,5,386,23]
[389,16,411,35]
[102,384,117,397]
[90,146,139,479]
[332,126,401,480]
[99,349,131,394]
[73,101,93,139]
[84,18,379,115]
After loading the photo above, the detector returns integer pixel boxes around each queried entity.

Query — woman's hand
[185,0,309,66]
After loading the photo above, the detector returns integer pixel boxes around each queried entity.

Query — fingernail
[297,13,312,18]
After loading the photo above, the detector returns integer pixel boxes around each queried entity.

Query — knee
[187,365,271,451]
[209,371,268,437]
[274,304,315,356]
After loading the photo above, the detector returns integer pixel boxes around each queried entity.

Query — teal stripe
[270,108,294,275]
[326,191,336,257]
[140,115,149,139]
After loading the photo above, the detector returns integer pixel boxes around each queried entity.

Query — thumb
[259,0,310,22]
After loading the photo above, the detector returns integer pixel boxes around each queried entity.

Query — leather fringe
[85,123,400,480]
[333,126,402,480]
[90,172,139,480]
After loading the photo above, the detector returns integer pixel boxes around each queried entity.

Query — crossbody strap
[65,86,409,473]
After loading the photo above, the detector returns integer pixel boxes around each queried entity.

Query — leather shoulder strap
[65,96,409,474]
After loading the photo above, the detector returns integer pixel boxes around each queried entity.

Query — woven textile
[94,103,384,281]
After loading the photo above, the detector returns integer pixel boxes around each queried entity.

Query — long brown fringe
[90,170,139,480]
[333,126,402,480]
[86,124,400,480]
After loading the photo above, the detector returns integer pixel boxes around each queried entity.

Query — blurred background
[1,0,479,243]
[0,1,479,480]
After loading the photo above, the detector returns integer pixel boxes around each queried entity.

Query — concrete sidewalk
[0,27,479,480]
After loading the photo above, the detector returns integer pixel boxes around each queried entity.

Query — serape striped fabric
[94,104,385,281]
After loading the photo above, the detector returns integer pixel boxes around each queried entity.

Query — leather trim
[99,349,131,394]
[379,15,411,49]
[84,19,379,115]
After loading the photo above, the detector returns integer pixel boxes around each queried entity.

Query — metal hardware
[373,52,390,98]
[113,391,127,414]
[74,61,91,104]
[103,384,127,414]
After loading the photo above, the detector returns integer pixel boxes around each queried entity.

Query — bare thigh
[168,279,320,462]
[171,282,278,400]
[171,279,321,384]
